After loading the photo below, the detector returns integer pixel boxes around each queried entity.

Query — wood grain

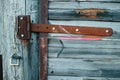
[76,0,120,1]
[0,0,39,80]
[0,55,3,80]
[48,76,120,80]
[48,1,120,80]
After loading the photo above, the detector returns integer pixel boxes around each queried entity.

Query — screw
[20,17,23,20]
[76,28,79,32]
[52,27,55,30]
[106,30,109,33]
[21,34,24,37]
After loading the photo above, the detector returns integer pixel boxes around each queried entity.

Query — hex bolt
[76,28,79,32]
[52,27,55,31]
[21,34,24,37]
[20,17,23,20]
[106,30,109,33]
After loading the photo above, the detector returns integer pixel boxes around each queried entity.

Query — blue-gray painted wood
[0,0,3,55]
[1,0,26,80]
[48,58,120,77]
[48,1,120,22]
[48,1,120,80]
[49,2,120,10]
[0,0,39,80]
[49,0,120,2]
[26,1,39,80]
[0,0,120,80]
[49,9,120,21]
[48,76,120,80]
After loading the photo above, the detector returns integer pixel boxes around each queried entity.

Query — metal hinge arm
[17,15,113,40]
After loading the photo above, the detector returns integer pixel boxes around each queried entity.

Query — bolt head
[52,27,55,30]
[20,17,23,20]
[106,30,109,33]
[76,28,79,32]
[21,34,24,37]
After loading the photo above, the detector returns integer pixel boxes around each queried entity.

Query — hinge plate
[17,16,30,40]
[17,15,113,40]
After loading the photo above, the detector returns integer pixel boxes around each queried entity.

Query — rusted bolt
[20,17,23,20]
[52,27,55,31]
[21,34,24,37]
[106,30,109,33]
[76,28,79,32]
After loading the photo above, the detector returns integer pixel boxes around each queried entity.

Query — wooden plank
[1,0,26,80]
[77,0,120,1]
[49,9,120,21]
[25,0,39,80]
[59,48,120,59]
[48,47,62,58]
[0,0,3,55]
[48,58,120,78]
[49,40,120,48]
[39,0,48,80]
[49,0,120,2]
[49,2,120,10]
[48,47,120,58]
[0,55,3,80]
[48,76,120,80]
[47,1,120,80]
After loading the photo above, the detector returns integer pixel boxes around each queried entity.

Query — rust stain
[80,15,98,19]
[82,35,103,38]
[0,55,3,80]
[20,40,29,47]
[75,8,105,18]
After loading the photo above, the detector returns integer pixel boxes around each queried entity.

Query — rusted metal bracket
[17,16,30,40]
[17,15,113,40]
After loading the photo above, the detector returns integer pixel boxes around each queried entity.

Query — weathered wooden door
[0,0,120,80]
[17,0,120,80]
[47,0,120,80]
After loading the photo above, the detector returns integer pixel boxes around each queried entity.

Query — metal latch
[17,15,113,40]
[10,54,22,66]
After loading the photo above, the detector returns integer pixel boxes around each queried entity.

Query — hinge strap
[17,16,113,40]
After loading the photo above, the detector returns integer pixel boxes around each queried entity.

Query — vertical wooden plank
[0,0,3,80]
[0,55,3,80]
[1,0,27,80]
[26,0,39,80]
[0,0,3,53]
[39,0,48,80]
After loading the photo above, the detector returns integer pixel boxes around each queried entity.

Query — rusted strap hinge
[17,15,113,40]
